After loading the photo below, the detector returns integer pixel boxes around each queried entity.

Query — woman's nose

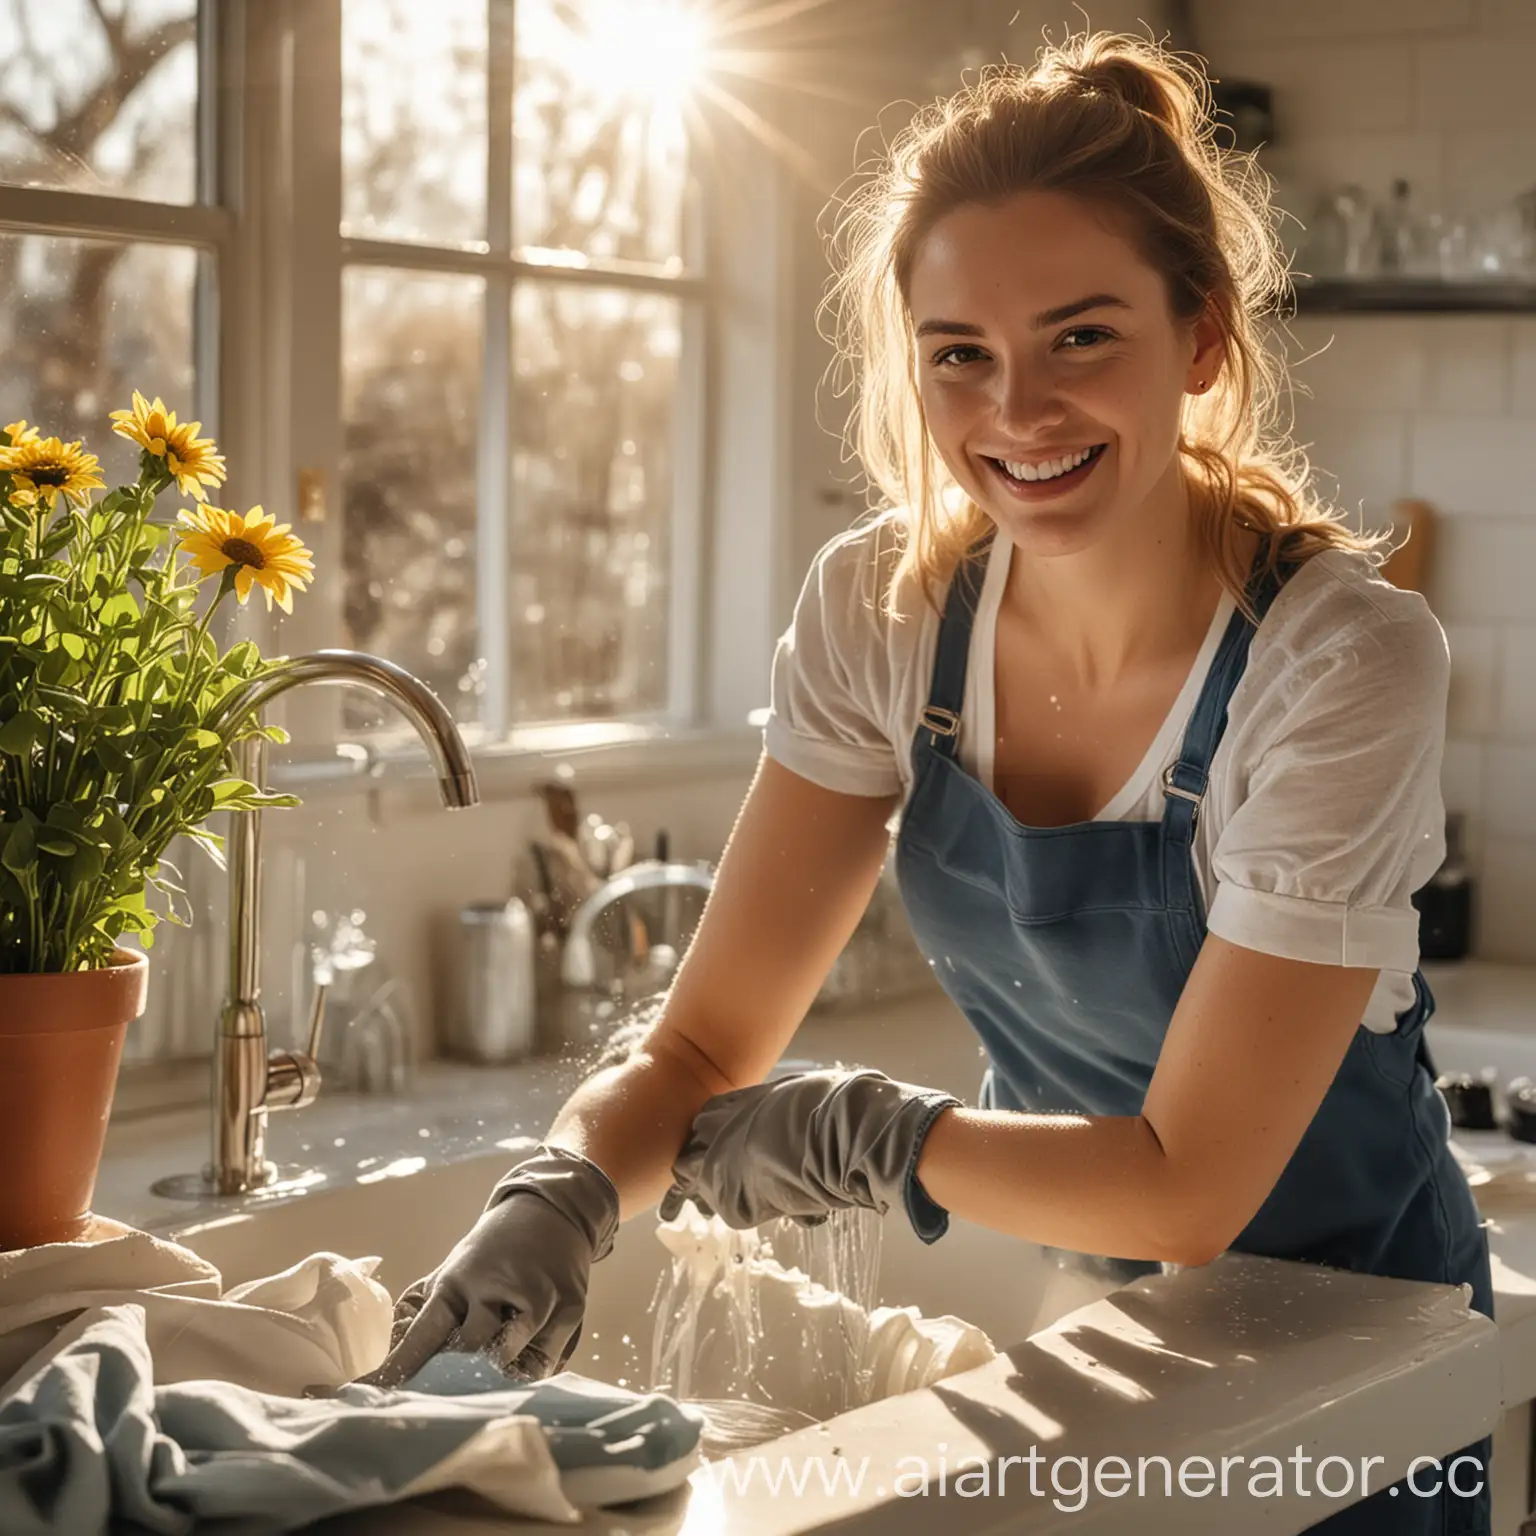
[992,365,1066,439]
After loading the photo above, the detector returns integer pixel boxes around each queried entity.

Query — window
[0,0,218,478]
[336,0,707,741]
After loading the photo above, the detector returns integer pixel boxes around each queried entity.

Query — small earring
[1194,378,1208,393]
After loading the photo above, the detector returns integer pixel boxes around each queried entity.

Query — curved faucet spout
[202,649,478,1195]
[211,649,479,809]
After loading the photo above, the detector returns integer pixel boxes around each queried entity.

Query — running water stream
[647,1201,997,1456]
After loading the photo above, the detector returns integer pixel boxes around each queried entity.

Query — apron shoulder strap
[1160,532,1298,841]
[919,531,993,759]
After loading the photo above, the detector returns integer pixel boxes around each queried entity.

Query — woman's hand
[359,1145,619,1388]
[659,1068,962,1242]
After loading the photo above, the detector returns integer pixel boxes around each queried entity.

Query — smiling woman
[825,41,1384,628]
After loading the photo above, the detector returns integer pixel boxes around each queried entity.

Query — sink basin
[160,1139,1120,1396]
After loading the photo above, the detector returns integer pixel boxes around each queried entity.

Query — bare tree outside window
[0,0,197,203]
[0,0,200,472]
[341,268,485,730]
[340,0,703,738]
[0,234,196,484]
[512,282,677,721]
[341,0,488,249]
[513,0,697,269]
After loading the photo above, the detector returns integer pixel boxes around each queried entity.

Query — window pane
[341,267,485,731]
[0,0,198,203]
[0,234,197,485]
[511,282,678,723]
[513,0,699,268]
[342,0,487,248]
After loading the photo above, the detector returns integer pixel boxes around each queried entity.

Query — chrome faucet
[156,651,478,1198]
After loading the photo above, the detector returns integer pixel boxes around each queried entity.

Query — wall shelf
[1289,279,1536,315]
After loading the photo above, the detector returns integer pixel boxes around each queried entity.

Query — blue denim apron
[893,532,1493,1534]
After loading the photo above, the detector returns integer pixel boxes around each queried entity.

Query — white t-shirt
[763,513,1451,1035]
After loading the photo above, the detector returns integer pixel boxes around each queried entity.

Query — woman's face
[906,188,1221,555]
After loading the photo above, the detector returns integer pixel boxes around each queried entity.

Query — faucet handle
[263,978,330,1114]
[305,978,330,1062]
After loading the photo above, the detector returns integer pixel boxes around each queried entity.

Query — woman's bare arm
[544,753,900,1221]
[915,936,1381,1265]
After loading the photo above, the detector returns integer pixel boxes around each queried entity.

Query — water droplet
[333,1137,346,1147]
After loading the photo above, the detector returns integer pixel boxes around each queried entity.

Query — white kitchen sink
[161,1136,1118,1401]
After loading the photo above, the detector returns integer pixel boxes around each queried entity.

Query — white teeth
[1000,446,1098,483]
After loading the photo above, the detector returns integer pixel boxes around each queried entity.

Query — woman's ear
[1185,308,1226,395]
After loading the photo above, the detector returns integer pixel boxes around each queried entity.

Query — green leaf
[221,640,262,678]
[192,729,222,752]
[218,788,301,811]
[58,632,87,660]
[69,842,104,884]
[0,711,42,754]
[40,518,77,558]
[99,592,140,627]
[36,831,76,856]
[0,815,36,874]
[33,685,87,721]
[184,825,227,870]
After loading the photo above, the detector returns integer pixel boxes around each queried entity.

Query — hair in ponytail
[823,31,1386,622]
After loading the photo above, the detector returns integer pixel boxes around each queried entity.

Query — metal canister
[449,899,537,1063]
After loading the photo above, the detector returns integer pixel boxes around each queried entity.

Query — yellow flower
[3,420,40,445]
[109,391,227,500]
[0,434,105,509]
[177,504,315,613]
[109,387,179,451]
[163,425,227,501]
[109,391,178,455]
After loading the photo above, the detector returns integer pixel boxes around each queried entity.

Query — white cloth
[0,1218,393,1396]
[0,1224,705,1529]
[764,515,1450,1034]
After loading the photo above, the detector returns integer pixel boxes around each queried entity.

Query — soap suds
[648,1202,997,1453]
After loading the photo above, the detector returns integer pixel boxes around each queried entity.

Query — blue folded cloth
[0,1303,703,1534]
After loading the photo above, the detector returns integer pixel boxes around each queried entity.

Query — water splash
[648,1203,884,1429]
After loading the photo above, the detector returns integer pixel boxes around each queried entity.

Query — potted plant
[0,398,315,1250]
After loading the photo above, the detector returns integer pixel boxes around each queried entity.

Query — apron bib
[893,532,1492,1535]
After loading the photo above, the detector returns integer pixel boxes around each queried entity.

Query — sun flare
[539,0,713,112]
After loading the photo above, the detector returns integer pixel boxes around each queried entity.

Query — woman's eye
[1058,326,1114,351]
[931,344,987,368]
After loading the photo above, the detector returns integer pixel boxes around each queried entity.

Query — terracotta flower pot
[0,948,147,1251]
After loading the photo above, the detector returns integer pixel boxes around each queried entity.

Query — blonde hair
[823,31,1387,623]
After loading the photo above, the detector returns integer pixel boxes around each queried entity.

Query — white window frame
[238,0,792,795]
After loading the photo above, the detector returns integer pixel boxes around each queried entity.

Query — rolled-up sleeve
[1206,607,1449,972]
[762,532,903,798]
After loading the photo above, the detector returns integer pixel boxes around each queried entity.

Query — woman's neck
[998,471,1248,692]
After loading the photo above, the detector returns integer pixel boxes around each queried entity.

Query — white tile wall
[1500,627,1536,739]
[1443,624,1501,736]
[1196,0,1536,960]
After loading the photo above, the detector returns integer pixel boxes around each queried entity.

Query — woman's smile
[982,442,1108,501]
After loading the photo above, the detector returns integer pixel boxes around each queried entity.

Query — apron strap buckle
[1161,762,1207,831]
[920,705,962,744]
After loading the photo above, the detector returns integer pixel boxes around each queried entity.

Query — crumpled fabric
[0,1302,705,1532]
[0,1223,391,1396]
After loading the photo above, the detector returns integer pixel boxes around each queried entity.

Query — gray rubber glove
[360,1144,619,1388]
[659,1068,961,1243]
